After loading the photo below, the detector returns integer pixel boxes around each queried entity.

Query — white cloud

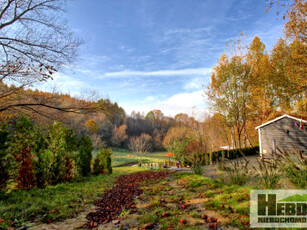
[34,72,93,97]
[160,90,204,107]
[184,77,208,90]
[123,90,208,119]
[99,68,211,78]
[145,96,155,101]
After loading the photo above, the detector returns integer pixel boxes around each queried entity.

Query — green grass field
[93,148,169,167]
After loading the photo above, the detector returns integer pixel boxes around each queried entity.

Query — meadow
[94,148,169,167]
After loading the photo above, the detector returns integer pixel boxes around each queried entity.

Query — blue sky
[39,0,284,118]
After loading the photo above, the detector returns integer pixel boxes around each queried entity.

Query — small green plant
[149,197,160,207]
[139,211,157,224]
[119,208,131,218]
[192,163,205,175]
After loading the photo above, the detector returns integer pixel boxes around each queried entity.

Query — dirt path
[29,205,96,230]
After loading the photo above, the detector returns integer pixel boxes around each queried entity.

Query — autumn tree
[0,0,82,114]
[163,126,194,163]
[128,133,152,166]
[85,119,99,134]
[206,52,252,148]
[201,113,232,151]
[111,124,128,147]
[270,39,307,116]
[267,0,307,42]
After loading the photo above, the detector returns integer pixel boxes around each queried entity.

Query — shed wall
[260,117,307,154]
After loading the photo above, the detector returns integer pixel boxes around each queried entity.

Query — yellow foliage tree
[85,119,98,134]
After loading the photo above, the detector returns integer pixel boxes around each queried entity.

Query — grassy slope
[93,148,169,167]
[134,172,252,229]
[0,167,147,228]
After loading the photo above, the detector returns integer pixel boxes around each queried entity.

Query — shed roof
[255,114,307,129]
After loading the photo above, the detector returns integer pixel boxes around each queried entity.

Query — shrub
[8,117,38,189]
[167,139,189,164]
[93,156,104,175]
[93,148,112,175]
[210,146,259,163]
[254,156,282,189]
[46,121,70,184]
[102,148,112,174]
[222,157,253,185]
[78,135,93,177]
[64,129,78,152]
[183,137,207,175]
[276,149,307,189]
[0,128,10,190]
[33,148,53,188]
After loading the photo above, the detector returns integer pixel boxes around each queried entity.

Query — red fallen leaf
[46,218,52,224]
[220,204,225,209]
[209,223,216,229]
[201,214,208,220]
[50,209,56,213]
[180,219,186,224]
[0,219,4,223]
[181,204,187,209]
[211,217,217,223]
[162,212,170,217]
[161,198,166,202]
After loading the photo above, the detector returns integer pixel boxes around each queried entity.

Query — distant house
[255,114,307,156]
[219,145,234,150]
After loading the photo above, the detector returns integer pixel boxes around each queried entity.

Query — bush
[8,117,39,189]
[64,129,78,152]
[46,122,73,184]
[167,139,189,164]
[203,146,259,164]
[276,149,307,189]
[183,137,207,174]
[93,156,104,175]
[0,129,10,190]
[254,156,282,189]
[33,148,53,188]
[78,135,93,177]
[222,157,253,185]
[93,148,112,175]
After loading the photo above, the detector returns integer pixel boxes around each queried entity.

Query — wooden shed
[255,114,307,156]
